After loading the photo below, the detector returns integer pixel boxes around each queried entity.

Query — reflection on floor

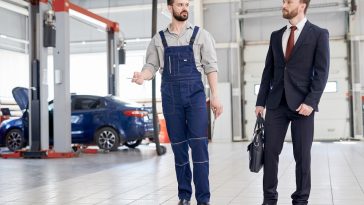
[0,141,364,205]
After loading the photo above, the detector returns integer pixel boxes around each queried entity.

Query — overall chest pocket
[177,52,194,75]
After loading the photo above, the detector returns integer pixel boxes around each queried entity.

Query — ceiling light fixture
[69,9,107,30]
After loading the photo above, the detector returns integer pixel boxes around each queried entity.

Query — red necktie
[285,26,297,61]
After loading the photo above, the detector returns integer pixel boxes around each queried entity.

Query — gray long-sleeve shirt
[142,22,218,78]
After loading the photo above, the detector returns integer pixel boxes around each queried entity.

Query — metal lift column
[53,0,72,152]
[348,0,363,139]
[28,0,49,154]
[107,30,119,95]
[151,0,166,155]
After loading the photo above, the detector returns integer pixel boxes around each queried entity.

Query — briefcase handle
[254,114,264,132]
[252,114,265,147]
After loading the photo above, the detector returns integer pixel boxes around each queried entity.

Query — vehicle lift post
[51,0,73,155]
[22,0,51,158]
[151,0,166,155]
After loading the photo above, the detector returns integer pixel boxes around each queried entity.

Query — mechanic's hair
[167,0,174,6]
[300,0,310,14]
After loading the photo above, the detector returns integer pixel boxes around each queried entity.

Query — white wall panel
[0,8,26,39]
[0,49,29,99]
[359,0,364,35]
[0,8,27,52]
[241,0,348,42]
[203,2,239,43]
[242,0,347,10]
[357,0,364,92]
[211,83,232,142]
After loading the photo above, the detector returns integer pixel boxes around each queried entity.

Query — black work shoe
[197,203,210,205]
[178,199,190,205]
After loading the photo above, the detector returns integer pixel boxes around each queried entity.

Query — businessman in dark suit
[255,0,329,204]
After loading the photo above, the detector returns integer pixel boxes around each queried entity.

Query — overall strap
[159,30,168,48]
[189,26,200,46]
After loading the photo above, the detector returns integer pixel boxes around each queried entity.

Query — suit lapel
[289,21,312,59]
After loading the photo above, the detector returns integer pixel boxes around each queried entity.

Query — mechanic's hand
[131,72,144,85]
[210,96,223,119]
[296,103,314,116]
[255,106,265,117]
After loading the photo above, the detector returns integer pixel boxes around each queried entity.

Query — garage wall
[357,0,364,93]
[203,0,242,141]
[241,0,348,41]
[0,49,29,100]
[0,8,27,52]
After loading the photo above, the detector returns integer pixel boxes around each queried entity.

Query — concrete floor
[0,141,364,205]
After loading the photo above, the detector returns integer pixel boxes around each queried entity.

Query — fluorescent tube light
[69,9,107,30]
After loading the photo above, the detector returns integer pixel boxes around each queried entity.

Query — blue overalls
[159,26,210,203]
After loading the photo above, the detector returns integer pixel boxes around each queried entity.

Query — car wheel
[124,139,142,149]
[94,127,120,151]
[5,129,25,152]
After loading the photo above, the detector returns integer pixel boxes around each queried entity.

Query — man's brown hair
[300,0,310,14]
[167,0,173,6]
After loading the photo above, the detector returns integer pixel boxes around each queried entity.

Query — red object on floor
[82,148,98,154]
[47,150,77,158]
[1,149,78,159]
[159,117,170,143]
[1,151,22,159]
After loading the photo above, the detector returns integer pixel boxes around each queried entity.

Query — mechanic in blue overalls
[132,1,222,204]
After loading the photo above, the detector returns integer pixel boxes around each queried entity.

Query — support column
[53,0,72,152]
[28,0,49,151]
[38,1,50,150]
[107,31,119,95]
[152,0,166,155]
[350,38,363,139]
[348,1,363,139]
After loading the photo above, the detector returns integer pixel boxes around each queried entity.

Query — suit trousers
[263,103,314,205]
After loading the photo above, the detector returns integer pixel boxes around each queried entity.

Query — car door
[71,96,105,143]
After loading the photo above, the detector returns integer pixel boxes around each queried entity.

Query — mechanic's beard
[282,7,298,19]
[173,10,188,21]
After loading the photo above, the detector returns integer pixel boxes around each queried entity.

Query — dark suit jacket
[256,21,330,111]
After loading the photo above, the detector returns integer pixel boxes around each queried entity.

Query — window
[73,98,102,110]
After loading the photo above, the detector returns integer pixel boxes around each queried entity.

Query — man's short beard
[282,8,298,19]
[173,10,188,21]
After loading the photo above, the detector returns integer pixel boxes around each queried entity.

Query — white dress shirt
[282,17,307,56]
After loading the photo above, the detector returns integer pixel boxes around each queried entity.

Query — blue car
[0,87,157,151]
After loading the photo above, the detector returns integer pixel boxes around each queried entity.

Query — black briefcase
[247,115,265,173]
